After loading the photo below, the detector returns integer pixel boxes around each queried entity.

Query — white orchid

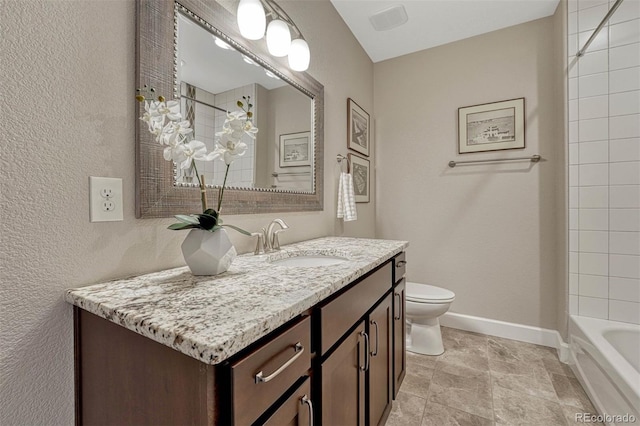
[214,140,248,165]
[173,140,211,170]
[161,120,193,145]
[137,87,257,222]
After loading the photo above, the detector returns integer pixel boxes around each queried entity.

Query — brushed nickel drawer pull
[394,292,401,320]
[301,394,314,426]
[255,342,304,383]
[370,320,379,357]
[359,331,370,371]
[396,260,407,268]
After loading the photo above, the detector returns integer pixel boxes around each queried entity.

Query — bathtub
[569,315,639,425]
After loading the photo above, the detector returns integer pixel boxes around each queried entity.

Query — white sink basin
[269,253,349,267]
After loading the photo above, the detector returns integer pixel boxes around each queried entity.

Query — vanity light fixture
[266,19,291,57]
[264,69,281,80]
[242,55,258,66]
[236,0,310,71]
[237,0,266,40]
[214,37,232,50]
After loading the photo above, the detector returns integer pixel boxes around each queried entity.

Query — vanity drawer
[319,262,392,355]
[393,252,406,284]
[230,315,311,426]
[262,377,312,426]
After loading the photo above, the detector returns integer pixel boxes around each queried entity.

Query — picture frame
[458,98,525,154]
[347,98,370,157]
[348,153,370,203]
[279,131,311,168]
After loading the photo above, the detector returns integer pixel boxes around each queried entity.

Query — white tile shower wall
[568,0,640,324]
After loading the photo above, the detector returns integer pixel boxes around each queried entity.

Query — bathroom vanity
[67,237,408,425]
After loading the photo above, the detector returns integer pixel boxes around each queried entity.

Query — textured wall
[374,14,565,330]
[0,0,374,424]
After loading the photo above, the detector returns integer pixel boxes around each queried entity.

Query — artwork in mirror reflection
[176,12,314,192]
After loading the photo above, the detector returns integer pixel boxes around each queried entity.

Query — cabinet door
[321,322,366,426]
[262,377,312,426]
[393,278,406,398]
[368,294,393,426]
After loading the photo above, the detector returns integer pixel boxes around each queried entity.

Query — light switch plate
[89,176,124,222]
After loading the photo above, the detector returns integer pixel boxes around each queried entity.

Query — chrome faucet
[262,219,289,253]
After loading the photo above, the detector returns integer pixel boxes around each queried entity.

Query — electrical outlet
[103,200,115,211]
[90,177,123,222]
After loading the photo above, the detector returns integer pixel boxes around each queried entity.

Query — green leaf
[174,214,199,224]
[222,224,252,236]
[168,222,199,230]
[237,100,243,108]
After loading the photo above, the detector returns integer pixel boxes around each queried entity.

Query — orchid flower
[156,100,182,121]
[136,87,258,229]
[214,140,248,165]
[172,140,210,170]
[160,120,193,145]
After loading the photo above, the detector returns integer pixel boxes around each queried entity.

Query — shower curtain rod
[576,0,624,57]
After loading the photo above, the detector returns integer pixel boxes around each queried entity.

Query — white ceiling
[330,0,561,63]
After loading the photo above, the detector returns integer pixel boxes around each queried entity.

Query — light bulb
[265,70,280,80]
[288,38,310,71]
[266,19,291,57]
[237,0,266,40]
[214,37,231,50]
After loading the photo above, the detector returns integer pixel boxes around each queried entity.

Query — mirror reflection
[176,11,314,192]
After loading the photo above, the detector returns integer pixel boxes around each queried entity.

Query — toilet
[405,282,455,356]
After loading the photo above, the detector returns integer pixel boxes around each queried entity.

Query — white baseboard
[440,312,570,362]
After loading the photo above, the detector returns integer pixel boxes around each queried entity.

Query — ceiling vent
[369,5,408,31]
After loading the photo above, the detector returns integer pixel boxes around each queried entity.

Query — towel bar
[448,154,541,168]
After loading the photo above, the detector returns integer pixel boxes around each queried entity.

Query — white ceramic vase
[181,228,237,275]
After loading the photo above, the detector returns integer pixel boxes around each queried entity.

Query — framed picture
[279,131,311,167]
[348,153,370,203]
[347,98,370,157]
[458,98,525,154]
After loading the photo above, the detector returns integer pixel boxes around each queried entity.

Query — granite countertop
[66,237,408,365]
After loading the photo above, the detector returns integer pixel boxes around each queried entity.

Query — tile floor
[387,327,603,426]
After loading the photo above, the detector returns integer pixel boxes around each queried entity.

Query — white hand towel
[337,172,357,221]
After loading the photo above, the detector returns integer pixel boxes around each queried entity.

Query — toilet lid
[406,281,455,302]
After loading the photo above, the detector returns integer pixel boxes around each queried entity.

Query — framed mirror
[136,0,324,218]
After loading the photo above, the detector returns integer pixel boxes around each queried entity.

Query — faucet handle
[272,229,287,250]
[251,232,264,255]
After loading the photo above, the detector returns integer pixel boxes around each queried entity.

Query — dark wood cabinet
[318,262,392,355]
[392,278,406,398]
[368,294,393,426]
[230,316,311,426]
[74,252,407,425]
[262,377,312,426]
[320,322,366,426]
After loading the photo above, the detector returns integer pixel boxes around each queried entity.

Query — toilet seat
[406,282,455,303]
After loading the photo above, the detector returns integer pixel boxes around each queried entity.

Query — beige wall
[0,0,374,424]
[374,13,565,330]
